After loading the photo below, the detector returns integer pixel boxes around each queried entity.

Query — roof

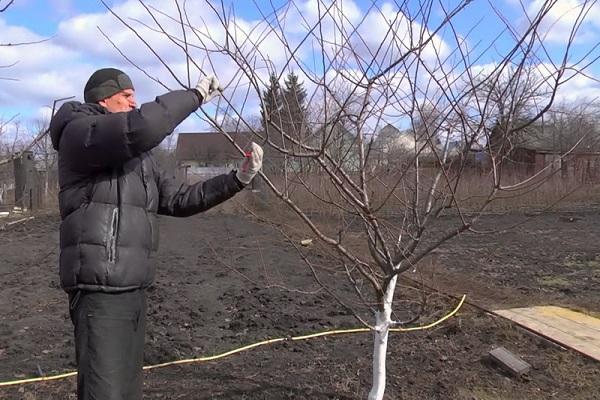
[499,123,594,153]
[515,128,558,152]
[175,132,254,163]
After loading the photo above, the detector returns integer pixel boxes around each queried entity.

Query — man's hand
[236,142,263,185]
[195,75,223,104]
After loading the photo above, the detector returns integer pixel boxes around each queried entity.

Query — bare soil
[0,206,599,399]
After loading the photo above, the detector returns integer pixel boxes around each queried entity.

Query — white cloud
[0,19,84,107]
[36,106,55,122]
[0,19,78,73]
[526,0,600,44]
[56,5,188,67]
[0,0,453,130]
[554,70,600,102]
[3,0,600,142]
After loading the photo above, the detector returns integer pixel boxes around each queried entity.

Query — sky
[2,0,600,141]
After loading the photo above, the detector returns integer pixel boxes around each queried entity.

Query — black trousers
[69,289,147,400]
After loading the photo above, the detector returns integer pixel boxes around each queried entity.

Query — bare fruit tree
[105,0,600,398]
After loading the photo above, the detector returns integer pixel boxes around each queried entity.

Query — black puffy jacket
[50,90,244,293]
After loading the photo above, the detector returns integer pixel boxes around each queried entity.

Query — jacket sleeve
[60,90,200,173]
[156,170,245,217]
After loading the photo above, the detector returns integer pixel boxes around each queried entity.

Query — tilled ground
[421,209,600,314]
[0,207,598,399]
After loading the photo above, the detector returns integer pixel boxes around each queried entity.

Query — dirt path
[0,209,598,399]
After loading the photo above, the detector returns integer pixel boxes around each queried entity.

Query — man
[49,68,263,400]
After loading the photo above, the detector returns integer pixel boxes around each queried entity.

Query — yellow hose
[0,295,466,387]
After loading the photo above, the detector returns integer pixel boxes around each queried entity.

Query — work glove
[195,75,223,104]
[236,142,263,185]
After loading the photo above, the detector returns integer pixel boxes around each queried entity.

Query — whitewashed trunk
[367,275,398,400]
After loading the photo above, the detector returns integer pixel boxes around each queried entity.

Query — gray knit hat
[84,68,134,103]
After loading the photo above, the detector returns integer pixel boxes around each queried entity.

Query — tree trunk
[368,275,398,400]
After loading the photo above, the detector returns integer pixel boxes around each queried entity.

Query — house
[257,121,359,173]
[475,121,600,181]
[371,123,445,170]
[311,122,360,171]
[512,131,600,181]
[175,132,253,183]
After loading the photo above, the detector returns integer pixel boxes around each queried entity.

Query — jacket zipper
[140,159,153,255]
[140,160,150,208]
[107,206,119,263]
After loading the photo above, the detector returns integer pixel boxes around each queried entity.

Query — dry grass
[35,169,600,219]
[256,169,600,218]
[454,170,600,212]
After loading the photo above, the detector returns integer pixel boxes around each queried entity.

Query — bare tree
[0,118,26,158]
[103,0,600,398]
[0,114,19,153]
[29,118,57,200]
[0,97,73,168]
[473,64,548,161]
[542,102,600,152]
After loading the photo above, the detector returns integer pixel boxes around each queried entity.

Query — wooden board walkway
[495,306,600,362]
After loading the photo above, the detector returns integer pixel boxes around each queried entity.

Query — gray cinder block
[489,346,531,376]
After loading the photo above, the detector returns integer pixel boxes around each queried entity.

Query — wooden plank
[0,216,34,231]
[489,346,531,376]
[495,306,600,362]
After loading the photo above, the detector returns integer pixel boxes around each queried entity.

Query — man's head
[84,68,137,112]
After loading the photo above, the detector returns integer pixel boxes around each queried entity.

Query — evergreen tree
[260,74,284,174]
[260,72,310,174]
[282,71,308,141]
[260,73,283,135]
